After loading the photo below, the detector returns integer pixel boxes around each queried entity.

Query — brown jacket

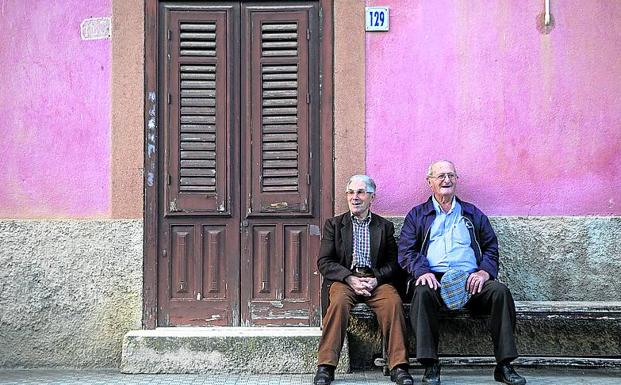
[317,212,401,313]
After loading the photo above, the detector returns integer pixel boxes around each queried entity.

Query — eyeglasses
[431,173,457,181]
[346,189,371,196]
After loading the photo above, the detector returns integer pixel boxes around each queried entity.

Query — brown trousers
[317,282,409,369]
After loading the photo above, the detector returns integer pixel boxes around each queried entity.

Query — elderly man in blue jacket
[398,160,526,385]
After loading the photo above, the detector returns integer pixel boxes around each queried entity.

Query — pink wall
[366,0,621,216]
[0,0,111,218]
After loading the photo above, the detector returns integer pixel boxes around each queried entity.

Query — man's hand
[362,277,378,292]
[345,276,377,296]
[466,270,490,294]
[415,272,440,290]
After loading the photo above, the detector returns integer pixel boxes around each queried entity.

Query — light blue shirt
[426,197,478,273]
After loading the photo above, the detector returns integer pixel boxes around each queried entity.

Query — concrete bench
[343,216,621,371]
[347,300,621,373]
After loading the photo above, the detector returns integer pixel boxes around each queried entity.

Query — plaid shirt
[351,213,372,268]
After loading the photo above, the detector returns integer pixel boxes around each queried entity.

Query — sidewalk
[1,367,620,385]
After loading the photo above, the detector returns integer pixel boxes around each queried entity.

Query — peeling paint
[80,17,111,40]
[145,90,157,188]
[191,315,222,322]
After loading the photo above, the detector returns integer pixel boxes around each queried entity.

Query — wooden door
[240,4,321,326]
[153,1,329,327]
[158,3,240,326]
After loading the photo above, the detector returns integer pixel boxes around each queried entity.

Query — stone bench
[342,216,621,371]
[347,300,621,372]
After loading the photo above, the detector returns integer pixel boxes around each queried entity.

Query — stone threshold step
[121,327,349,374]
[125,326,323,337]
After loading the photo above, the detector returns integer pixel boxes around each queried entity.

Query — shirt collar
[432,196,456,215]
[351,211,372,224]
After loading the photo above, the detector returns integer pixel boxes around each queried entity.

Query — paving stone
[1,368,620,385]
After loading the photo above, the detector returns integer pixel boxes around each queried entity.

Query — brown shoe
[390,366,414,385]
[313,365,335,385]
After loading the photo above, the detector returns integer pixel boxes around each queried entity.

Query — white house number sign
[365,7,389,31]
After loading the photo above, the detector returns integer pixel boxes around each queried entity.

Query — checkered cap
[440,269,471,310]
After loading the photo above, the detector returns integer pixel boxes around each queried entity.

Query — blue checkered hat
[440,269,471,310]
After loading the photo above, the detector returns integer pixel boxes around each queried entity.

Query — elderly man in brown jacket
[313,175,413,385]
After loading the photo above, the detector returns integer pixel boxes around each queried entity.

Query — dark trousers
[317,282,409,369]
[409,280,518,363]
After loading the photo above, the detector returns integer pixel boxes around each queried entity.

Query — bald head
[426,160,457,179]
[426,160,458,204]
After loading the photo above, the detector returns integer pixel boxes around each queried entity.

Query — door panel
[251,225,278,297]
[245,7,313,216]
[201,225,227,298]
[165,7,234,215]
[243,223,318,326]
[284,225,309,298]
[170,225,195,299]
[158,3,240,326]
[240,4,321,326]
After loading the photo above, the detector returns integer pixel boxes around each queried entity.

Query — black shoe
[390,365,414,385]
[313,365,335,385]
[494,363,526,385]
[421,361,441,385]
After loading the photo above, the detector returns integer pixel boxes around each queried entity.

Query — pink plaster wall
[366,0,621,216]
[0,0,111,218]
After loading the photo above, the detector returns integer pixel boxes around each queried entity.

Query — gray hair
[345,174,376,193]
[427,160,457,178]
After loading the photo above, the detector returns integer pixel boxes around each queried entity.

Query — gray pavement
[0,368,620,385]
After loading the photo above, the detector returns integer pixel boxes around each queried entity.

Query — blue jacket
[398,196,500,280]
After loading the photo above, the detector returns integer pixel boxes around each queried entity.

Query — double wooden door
[154,1,328,327]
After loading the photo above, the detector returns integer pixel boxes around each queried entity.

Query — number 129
[369,11,385,27]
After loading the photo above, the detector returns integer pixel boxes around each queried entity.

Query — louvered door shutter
[245,6,317,215]
[165,9,231,215]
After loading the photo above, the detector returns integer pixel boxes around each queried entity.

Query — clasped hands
[415,269,490,295]
[345,275,378,297]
